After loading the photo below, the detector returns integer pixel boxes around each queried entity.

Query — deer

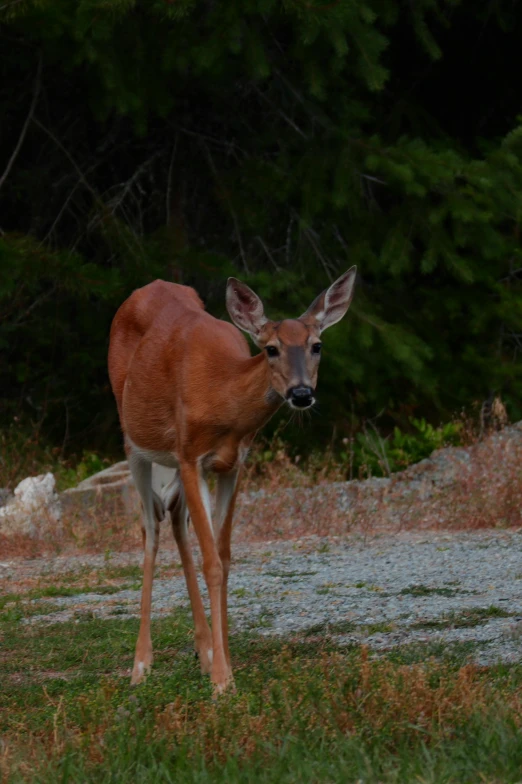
[108,266,357,695]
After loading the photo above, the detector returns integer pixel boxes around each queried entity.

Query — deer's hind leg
[128,451,161,685]
[167,474,213,675]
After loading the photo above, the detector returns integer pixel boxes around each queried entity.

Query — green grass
[0,584,137,622]
[1,600,68,624]
[2,611,522,783]
[383,639,486,666]
[264,570,318,579]
[0,564,144,617]
[32,583,131,599]
[411,605,513,630]
[101,564,143,582]
[399,584,462,597]
[301,619,357,637]
[231,588,249,598]
[352,582,385,592]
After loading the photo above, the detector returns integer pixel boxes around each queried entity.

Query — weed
[303,619,357,636]
[0,422,112,491]
[400,584,460,597]
[232,588,249,598]
[364,622,395,635]
[264,570,318,580]
[411,606,513,630]
[257,610,275,629]
[316,586,331,595]
[345,417,464,477]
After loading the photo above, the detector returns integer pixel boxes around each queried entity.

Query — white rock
[0,473,61,536]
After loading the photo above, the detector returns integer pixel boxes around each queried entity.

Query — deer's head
[226,267,356,410]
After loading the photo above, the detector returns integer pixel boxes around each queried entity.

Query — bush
[345,417,464,478]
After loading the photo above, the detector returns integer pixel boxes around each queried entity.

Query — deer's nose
[287,386,315,409]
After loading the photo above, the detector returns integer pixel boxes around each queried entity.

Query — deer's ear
[300,266,357,333]
[226,278,267,341]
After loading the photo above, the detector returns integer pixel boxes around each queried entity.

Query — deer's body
[110,280,278,473]
[108,270,356,693]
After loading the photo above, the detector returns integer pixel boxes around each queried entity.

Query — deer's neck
[229,352,282,436]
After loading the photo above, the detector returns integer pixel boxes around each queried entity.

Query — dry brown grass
[236,424,522,538]
[3,423,522,559]
[155,649,499,760]
[3,645,520,778]
[5,647,518,776]
[0,502,142,559]
[388,429,522,531]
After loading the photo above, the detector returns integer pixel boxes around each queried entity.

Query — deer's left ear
[226,277,267,343]
[300,266,357,333]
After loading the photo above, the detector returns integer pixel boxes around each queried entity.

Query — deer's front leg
[216,469,240,669]
[168,483,213,675]
[180,462,233,695]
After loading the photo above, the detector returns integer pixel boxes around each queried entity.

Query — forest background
[1,0,522,481]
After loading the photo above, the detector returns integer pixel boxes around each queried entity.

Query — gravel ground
[6,528,522,666]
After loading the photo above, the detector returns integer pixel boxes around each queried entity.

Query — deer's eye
[265,345,279,358]
[311,343,322,355]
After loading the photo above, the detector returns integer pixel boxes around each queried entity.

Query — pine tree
[1,0,522,450]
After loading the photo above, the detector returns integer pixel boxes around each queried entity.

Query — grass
[3,418,522,779]
[411,606,513,630]
[399,584,462,597]
[264,570,318,579]
[1,611,522,783]
[1,564,144,609]
[0,423,116,492]
[0,563,146,628]
[301,620,395,638]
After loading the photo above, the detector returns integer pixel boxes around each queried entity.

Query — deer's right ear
[226,278,267,342]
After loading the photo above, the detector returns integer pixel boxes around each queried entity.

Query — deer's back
[108,279,205,420]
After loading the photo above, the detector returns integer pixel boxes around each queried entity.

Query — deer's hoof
[131,658,151,685]
[195,646,213,675]
[212,674,236,699]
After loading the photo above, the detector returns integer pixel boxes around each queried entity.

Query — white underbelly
[127,437,180,469]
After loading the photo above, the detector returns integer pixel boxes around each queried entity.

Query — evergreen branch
[11,284,57,327]
[32,116,98,200]
[0,0,25,14]
[286,216,294,267]
[201,140,249,273]
[256,236,280,271]
[0,54,41,193]
[105,151,163,215]
[166,135,179,226]
[32,117,146,262]
[42,157,105,245]
[254,84,309,139]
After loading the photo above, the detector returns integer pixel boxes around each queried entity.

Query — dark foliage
[1,0,522,454]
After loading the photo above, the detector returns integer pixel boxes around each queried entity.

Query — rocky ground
[2,528,522,667]
[235,422,522,540]
[2,423,522,666]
